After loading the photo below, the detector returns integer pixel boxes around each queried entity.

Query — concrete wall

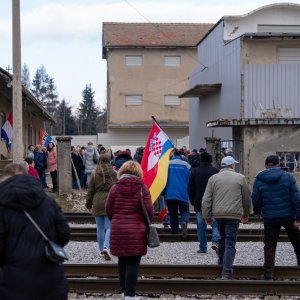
[66,127,188,150]
[107,48,196,125]
[242,125,300,189]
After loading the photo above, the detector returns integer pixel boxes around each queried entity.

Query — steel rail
[64,264,300,280]
[65,213,263,224]
[67,278,300,295]
[69,232,287,242]
[70,227,274,235]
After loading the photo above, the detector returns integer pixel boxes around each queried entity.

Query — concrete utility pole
[12,0,23,162]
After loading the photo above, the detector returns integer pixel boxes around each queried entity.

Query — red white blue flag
[1,113,13,151]
[141,121,174,203]
[39,128,54,148]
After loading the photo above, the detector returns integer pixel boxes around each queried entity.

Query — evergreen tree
[31,65,49,104]
[77,84,100,135]
[45,77,59,115]
[21,63,31,89]
[96,105,107,133]
[53,99,77,135]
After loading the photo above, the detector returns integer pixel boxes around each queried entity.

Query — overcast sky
[0,0,299,109]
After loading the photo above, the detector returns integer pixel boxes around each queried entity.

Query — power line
[122,0,207,69]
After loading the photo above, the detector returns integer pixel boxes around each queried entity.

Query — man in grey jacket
[202,156,252,279]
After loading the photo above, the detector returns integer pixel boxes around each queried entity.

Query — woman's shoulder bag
[140,185,160,248]
[24,210,69,265]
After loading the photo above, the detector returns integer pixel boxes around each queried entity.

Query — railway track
[65,212,263,224]
[69,228,288,242]
[65,264,300,295]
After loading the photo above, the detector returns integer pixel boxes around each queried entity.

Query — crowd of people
[0,142,299,299]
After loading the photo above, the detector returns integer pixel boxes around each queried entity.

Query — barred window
[276,152,300,173]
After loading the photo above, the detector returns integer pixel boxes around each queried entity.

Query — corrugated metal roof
[102,22,213,58]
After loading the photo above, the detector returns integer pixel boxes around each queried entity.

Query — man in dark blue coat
[252,155,300,280]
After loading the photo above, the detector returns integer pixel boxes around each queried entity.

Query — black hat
[265,155,279,167]
[200,152,212,163]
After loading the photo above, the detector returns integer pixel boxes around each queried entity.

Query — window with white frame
[278,48,300,64]
[125,55,143,66]
[164,56,181,66]
[164,95,180,106]
[125,95,142,106]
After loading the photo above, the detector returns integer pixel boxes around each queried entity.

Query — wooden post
[12,0,23,163]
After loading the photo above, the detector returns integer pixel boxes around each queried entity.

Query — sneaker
[181,222,188,238]
[211,244,219,253]
[221,274,235,280]
[102,248,111,261]
[197,249,207,254]
[260,273,272,280]
[124,297,140,300]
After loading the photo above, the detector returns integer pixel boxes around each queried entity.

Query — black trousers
[50,170,58,191]
[263,221,300,278]
[118,255,141,297]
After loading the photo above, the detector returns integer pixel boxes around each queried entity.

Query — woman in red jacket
[106,161,153,300]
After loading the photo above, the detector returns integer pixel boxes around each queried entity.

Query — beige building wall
[241,39,300,66]
[107,48,197,126]
[0,95,47,156]
[242,125,300,188]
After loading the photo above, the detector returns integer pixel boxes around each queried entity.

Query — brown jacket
[85,162,117,216]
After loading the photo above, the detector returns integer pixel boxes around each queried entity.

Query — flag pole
[151,116,163,130]
[151,116,174,147]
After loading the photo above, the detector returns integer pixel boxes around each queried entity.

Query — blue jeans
[72,178,78,189]
[217,218,240,276]
[166,200,190,234]
[196,211,220,252]
[95,216,110,251]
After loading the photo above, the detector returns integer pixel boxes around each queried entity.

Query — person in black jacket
[252,155,300,280]
[71,146,84,189]
[0,163,70,300]
[188,152,220,254]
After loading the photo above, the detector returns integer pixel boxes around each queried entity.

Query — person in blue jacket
[252,155,300,280]
[164,149,191,237]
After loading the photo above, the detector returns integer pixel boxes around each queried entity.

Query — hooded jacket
[0,175,70,300]
[83,146,99,174]
[106,175,153,257]
[85,162,117,215]
[252,167,300,223]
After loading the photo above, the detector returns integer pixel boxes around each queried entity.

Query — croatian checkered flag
[141,117,174,203]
